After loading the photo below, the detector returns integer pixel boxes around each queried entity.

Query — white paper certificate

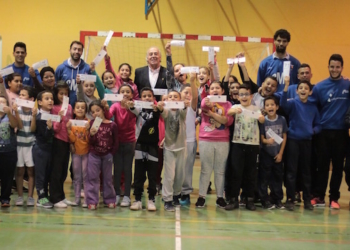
[0,67,14,77]
[208,47,215,63]
[41,113,61,122]
[93,50,107,66]
[153,89,168,96]
[208,95,227,102]
[70,119,88,127]
[202,46,220,52]
[104,30,114,46]
[242,109,261,119]
[15,98,35,109]
[60,96,69,116]
[32,59,49,70]
[164,101,184,109]
[170,40,185,47]
[180,67,199,74]
[104,94,123,101]
[266,128,283,145]
[134,100,154,109]
[78,74,97,82]
[227,57,246,64]
[283,61,291,76]
[91,117,103,131]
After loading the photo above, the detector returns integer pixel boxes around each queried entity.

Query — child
[32,90,55,208]
[29,66,55,94]
[105,84,137,207]
[252,76,278,109]
[49,81,73,208]
[0,73,22,108]
[259,96,287,209]
[67,100,90,207]
[157,90,189,211]
[86,100,118,210]
[13,86,37,206]
[179,73,198,205]
[195,81,234,208]
[225,84,265,211]
[129,87,160,211]
[281,77,321,211]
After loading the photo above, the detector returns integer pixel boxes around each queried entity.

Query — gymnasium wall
[1,0,349,83]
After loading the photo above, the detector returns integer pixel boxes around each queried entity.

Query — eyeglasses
[238,93,250,97]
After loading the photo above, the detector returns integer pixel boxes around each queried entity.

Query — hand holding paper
[93,50,107,66]
[164,101,185,109]
[78,74,97,82]
[180,67,199,74]
[0,67,14,77]
[32,59,49,70]
[208,95,227,103]
[91,117,103,131]
[283,61,291,76]
[266,128,283,145]
[60,96,69,116]
[104,30,114,46]
[170,40,185,47]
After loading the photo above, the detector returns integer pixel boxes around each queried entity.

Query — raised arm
[189,72,198,111]
[165,42,176,91]
[90,62,105,99]
[103,46,117,77]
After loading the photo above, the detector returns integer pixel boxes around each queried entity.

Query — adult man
[134,47,167,101]
[55,41,90,106]
[257,29,301,92]
[287,63,313,99]
[311,54,350,209]
[5,42,41,87]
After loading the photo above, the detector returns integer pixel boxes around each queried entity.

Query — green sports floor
[1,157,350,250]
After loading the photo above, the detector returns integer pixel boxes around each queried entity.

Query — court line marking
[175,207,181,250]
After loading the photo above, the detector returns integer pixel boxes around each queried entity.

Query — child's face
[119,86,133,100]
[174,65,186,83]
[264,99,278,117]
[57,88,69,104]
[8,76,22,93]
[90,105,105,119]
[39,92,54,111]
[74,102,86,118]
[167,91,181,101]
[261,78,278,97]
[83,81,95,97]
[181,86,192,101]
[197,68,209,85]
[238,88,252,106]
[42,71,55,89]
[141,90,154,102]
[19,89,32,101]
[229,83,240,100]
[161,95,168,101]
[209,83,224,95]
[103,72,116,89]
[297,83,312,102]
[119,65,131,80]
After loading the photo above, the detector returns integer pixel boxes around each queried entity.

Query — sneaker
[246,199,256,211]
[295,192,302,203]
[120,196,131,207]
[274,200,285,209]
[216,197,227,209]
[130,201,142,211]
[285,199,294,211]
[147,200,157,211]
[173,195,181,207]
[70,202,79,206]
[311,197,325,207]
[1,200,10,207]
[63,199,73,206]
[82,203,88,208]
[262,201,275,210]
[16,196,24,206]
[37,197,53,209]
[179,194,190,206]
[107,203,116,209]
[195,197,206,208]
[164,201,175,212]
[239,199,246,206]
[54,201,68,208]
[207,181,212,194]
[304,200,314,210]
[225,198,239,210]
[88,204,97,210]
[27,197,35,206]
[330,200,340,210]
[115,195,121,205]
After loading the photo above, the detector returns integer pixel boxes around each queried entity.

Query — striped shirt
[17,107,36,147]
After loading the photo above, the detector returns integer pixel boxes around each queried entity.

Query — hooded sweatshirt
[55,58,90,106]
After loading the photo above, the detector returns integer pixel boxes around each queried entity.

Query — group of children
[0,42,348,213]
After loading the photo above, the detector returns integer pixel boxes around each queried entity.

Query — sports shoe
[147,200,157,211]
[54,201,68,208]
[173,195,181,207]
[164,201,175,212]
[88,204,97,210]
[63,199,73,206]
[1,200,10,207]
[311,197,325,207]
[225,198,239,210]
[216,197,227,209]
[70,202,79,206]
[179,194,190,206]
[107,203,116,209]
[130,201,142,211]
[27,197,35,206]
[330,200,340,210]
[295,192,302,203]
[195,197,206,208]
[274,200,285,209]
[115,195,121,205]
[246,199,256,211]
[239,199,246,206]
[262,201,275,210]
[120,196,131,207]
[285,199,294,211]
[37,197,53,208]
[16,196,24,206]
[82,203,88,208]
[304,200,314,210]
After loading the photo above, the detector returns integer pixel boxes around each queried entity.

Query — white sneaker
[115,195,121,205]
[27,197,35,206]
[120,196,131,207]
[147,200,157,211]
[130,201,142,210]
[63,199,73,206]
[16,196,24,206]
[82,203,88,208]
[54,201,68,208]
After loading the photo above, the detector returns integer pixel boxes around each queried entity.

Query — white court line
[175,207,182,250]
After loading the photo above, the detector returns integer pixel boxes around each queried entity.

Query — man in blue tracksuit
[310,54,350,209]
[55,41,90,107]
[257,29,301,93]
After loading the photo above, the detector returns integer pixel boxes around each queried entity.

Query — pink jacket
[52,104,73,143]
